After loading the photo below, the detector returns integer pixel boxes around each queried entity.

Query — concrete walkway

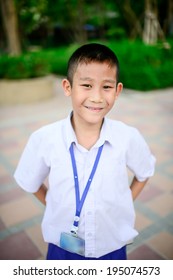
[0,79,173,259]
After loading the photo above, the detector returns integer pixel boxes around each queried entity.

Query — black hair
[67,43,119,86]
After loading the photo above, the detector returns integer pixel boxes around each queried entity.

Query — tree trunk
[0,0,21,55]
[143,0,158,44]
[65,0,87,44]
[73,0,87,43]
[119,0,142,39]
[163,0,173,36]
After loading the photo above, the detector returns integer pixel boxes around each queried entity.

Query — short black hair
[67,43,119,85]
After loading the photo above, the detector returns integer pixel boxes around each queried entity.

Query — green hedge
[0,40,172,91]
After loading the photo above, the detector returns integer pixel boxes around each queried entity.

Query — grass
[0,39,172,91]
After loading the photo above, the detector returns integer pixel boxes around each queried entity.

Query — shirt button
[87,211,92,215]
[87,232,92,237]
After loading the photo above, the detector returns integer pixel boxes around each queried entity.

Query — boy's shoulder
[105,117,143,145]
[34,118,64,134]
[29,118,67,144]
[106,117,138,135]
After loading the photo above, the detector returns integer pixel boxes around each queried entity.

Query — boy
[14,43,155,260]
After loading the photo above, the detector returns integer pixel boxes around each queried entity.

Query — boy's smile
[62,62,123,131]
[84,105,104,112]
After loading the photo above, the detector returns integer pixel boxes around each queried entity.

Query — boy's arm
[34,183,47,205]
[130,177,148,200]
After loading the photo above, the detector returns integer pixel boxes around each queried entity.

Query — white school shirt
[14,114,156,258]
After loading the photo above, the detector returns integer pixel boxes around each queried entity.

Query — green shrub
[0,54,51,79]
[29,55,51,78]
[107,40,173,90]
[3,56,32,79]
[0,40,172,91]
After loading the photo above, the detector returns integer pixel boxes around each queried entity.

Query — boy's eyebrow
[79,77,93,81]
[103,79,116,84]
[79,77,116,83]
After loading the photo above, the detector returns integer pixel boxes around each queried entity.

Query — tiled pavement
[0,79,173,260]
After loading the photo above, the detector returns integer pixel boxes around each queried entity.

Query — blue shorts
[46,243,127,260]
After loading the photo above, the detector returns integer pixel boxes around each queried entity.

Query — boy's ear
[62,79,72,97]
[115,82,123,99]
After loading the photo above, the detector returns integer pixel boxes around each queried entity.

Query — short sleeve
[126,128,156,182]
[14,131,50,193]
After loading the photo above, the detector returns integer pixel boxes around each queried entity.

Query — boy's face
[62,62,123,128]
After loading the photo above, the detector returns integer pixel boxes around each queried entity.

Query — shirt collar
[65,112,114,150]
[99,117,114,147]
[65,112,78,150]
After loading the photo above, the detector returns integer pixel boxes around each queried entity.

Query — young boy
[14,43,155,260]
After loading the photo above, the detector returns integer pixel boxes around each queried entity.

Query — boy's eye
[81,84,92,88]
[103,85,112,89]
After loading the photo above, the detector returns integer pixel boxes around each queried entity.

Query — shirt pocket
[48,159,74,203]
[98,153,128,195]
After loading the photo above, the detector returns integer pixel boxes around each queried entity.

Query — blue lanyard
[69,143,104,234]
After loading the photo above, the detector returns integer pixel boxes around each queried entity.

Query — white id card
[60,232,85,256]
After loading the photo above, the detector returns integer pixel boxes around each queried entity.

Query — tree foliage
[0,0,172,54]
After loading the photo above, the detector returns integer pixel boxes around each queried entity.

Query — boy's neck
[71,114,103,150]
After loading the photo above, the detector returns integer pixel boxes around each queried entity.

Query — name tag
[60,232,85,256]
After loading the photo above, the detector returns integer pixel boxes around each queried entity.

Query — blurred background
[0,0,173,90]
[0,0,173,260]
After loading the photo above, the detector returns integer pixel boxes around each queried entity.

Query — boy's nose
[89,90,103,103]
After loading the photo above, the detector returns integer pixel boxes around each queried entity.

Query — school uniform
[14,113,155,259]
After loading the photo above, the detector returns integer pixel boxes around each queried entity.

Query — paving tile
[165,164,173,177]
[7,158,20,169]
[153,150,173,164]
[0,218,6,231]
[0,127,21,141]
[135,212,153,232]
[146,193,173,217]
[0,174,12,186]
[147,231,173,260]
[137,184,163,203]
[0,164,10,176]
[0,187,25,205]
[0,231,42,260]
[128,244,164,260]
[25,225,47,258]
[0,196,43,227]
[151,173,173,192]
[0,144,21,157]
[26,121,48,132]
